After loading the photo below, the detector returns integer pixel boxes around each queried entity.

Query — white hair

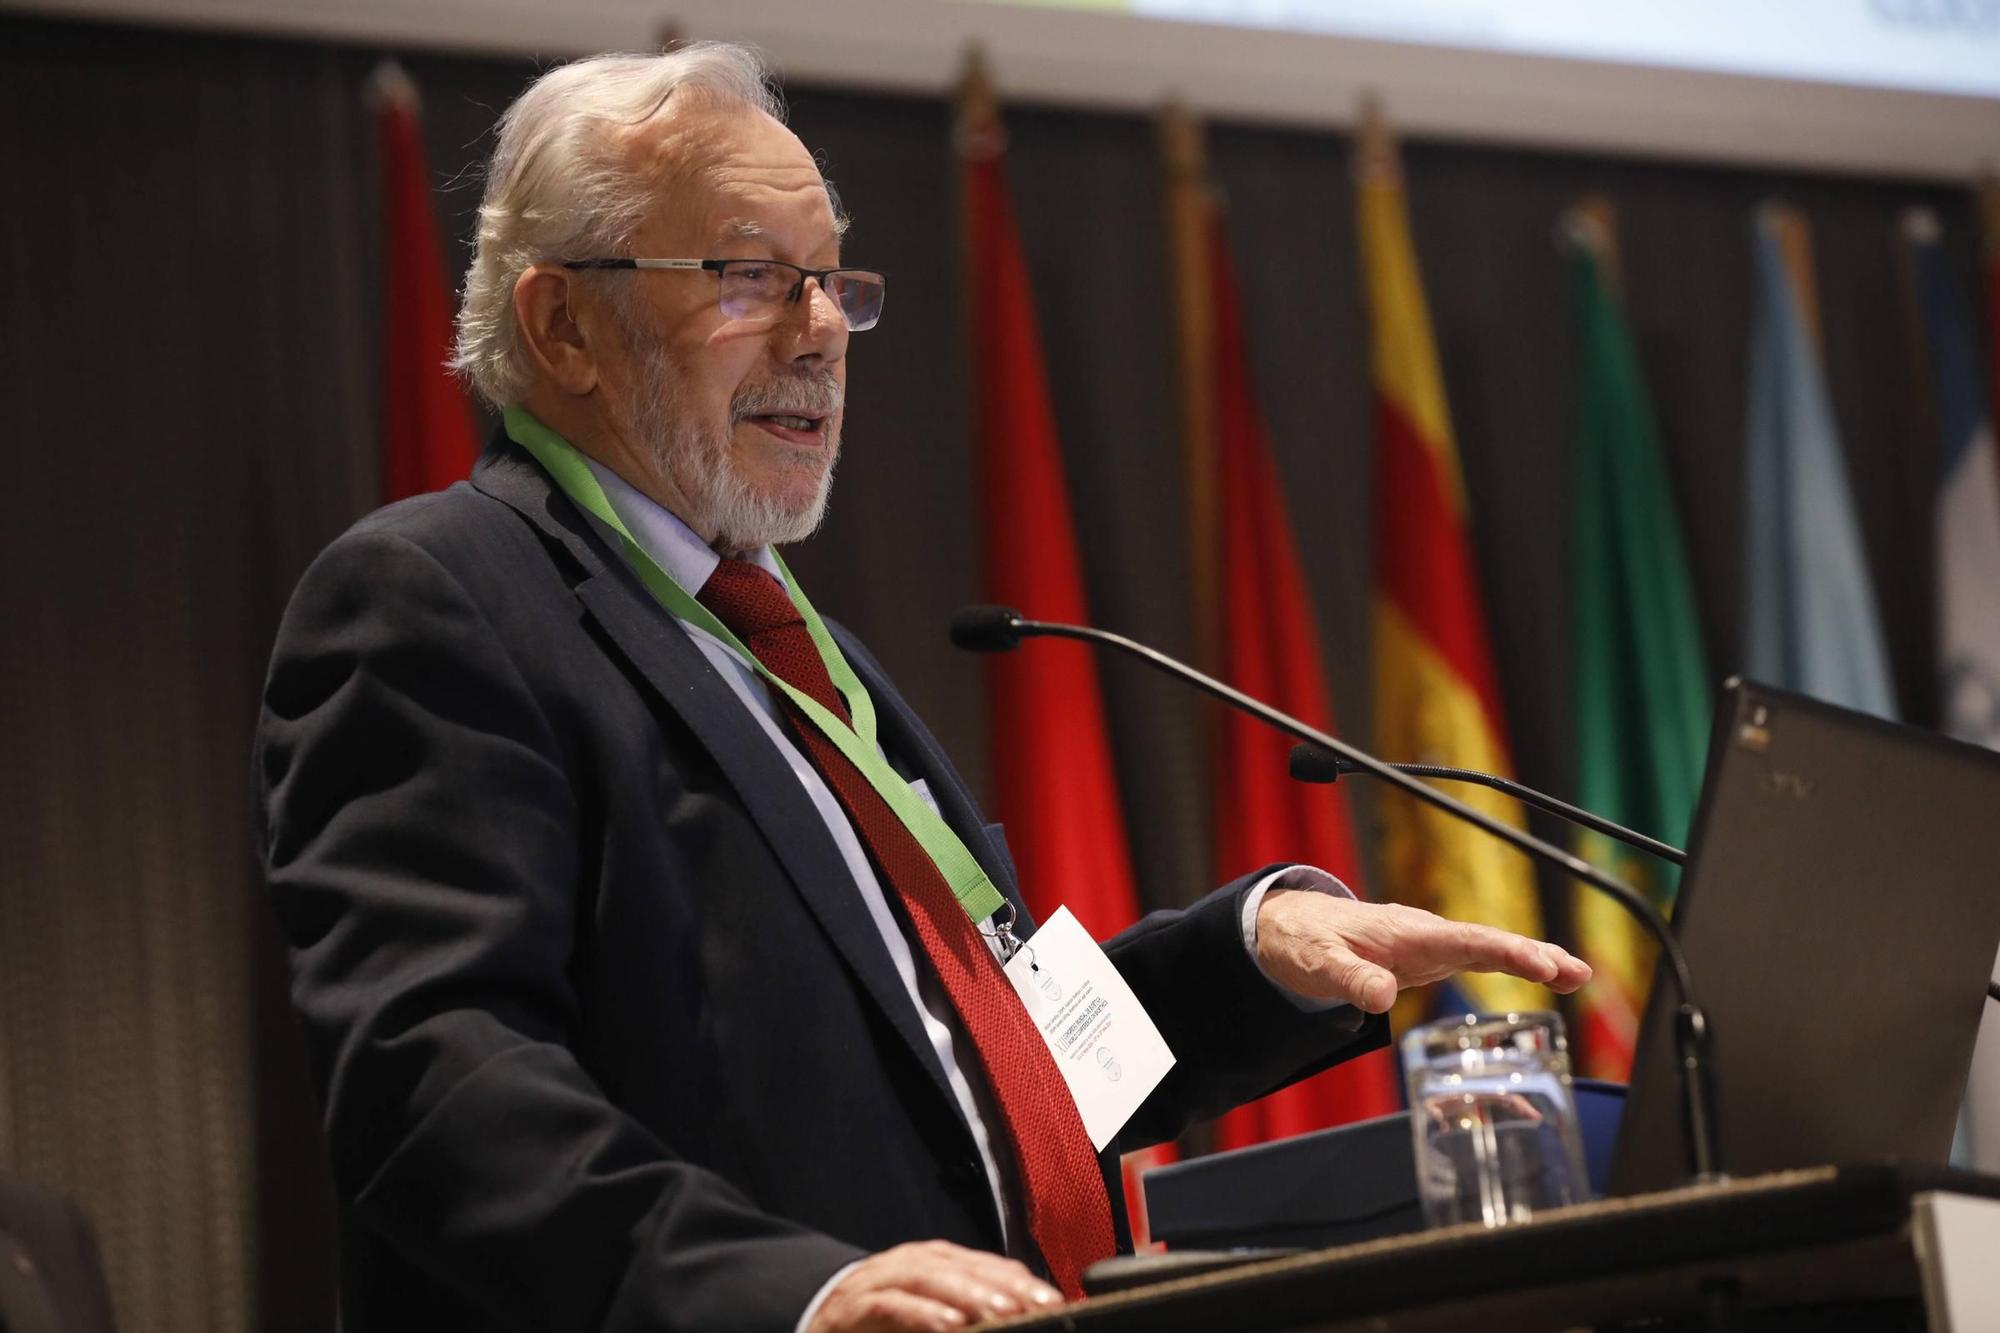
[451,43,789,406]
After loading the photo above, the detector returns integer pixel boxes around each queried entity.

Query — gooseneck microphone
[1287,745,1688,867]
[950,604,1724,1184]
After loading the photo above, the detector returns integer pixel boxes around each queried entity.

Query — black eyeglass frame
[559,257,886,331]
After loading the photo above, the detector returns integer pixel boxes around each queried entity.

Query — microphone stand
[1288,745,1687,867]
[954,608,1725,1184]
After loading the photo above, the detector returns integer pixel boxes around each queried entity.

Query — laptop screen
[1610,679,2000,1195]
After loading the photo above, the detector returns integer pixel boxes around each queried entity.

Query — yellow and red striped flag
[1356,106,1551,1024]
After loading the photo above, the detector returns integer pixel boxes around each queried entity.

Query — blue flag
[1740,210,1898,719]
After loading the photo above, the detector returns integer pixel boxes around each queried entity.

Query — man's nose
[778,277,849,365]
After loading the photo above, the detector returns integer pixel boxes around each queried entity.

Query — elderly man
[256,42,1586,1333]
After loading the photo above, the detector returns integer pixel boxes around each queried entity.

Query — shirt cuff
[795,1259,864,1333]
[1240,865,1357,1012]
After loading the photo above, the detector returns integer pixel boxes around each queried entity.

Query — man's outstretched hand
[807,1241,1063,1332]
[1257,891,1591,1012]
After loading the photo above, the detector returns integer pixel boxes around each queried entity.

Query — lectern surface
[977,1164,2000,1332]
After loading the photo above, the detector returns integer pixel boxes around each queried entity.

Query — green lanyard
[505,405,1007,925]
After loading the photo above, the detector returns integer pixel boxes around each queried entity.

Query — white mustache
[731,373,843,422]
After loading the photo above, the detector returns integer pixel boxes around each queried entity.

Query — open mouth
[743,412,829,445]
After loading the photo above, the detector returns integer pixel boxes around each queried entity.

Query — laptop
[1610,678,2000,1195]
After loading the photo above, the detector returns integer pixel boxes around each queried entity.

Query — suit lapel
[468,437,966,1118]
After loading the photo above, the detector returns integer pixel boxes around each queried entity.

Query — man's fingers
[1545,946,1592,992]
[1450,922,1548,979]
[1321,943,1398,1013]
[959,1255,1063,1312]
[1255,891,1592,1009]
[896,1259,1057,1320]
[922,1244,1060,1308]
[810,1242,1064,1333]
[1450,923,1592,993]
[842,1288,973,1332]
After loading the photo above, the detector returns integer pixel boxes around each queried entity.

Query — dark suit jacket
[254,434,1384,1333]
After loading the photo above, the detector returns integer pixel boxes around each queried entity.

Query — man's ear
[513,265,601,396]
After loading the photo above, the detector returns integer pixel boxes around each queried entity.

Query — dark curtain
[0,13,1979,1329]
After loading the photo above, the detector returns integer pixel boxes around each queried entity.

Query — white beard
[617,324,841,553]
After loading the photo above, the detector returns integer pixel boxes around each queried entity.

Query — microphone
[1287,745,1687,867]
[948,605,1027,653]
[952,605,1724,1184]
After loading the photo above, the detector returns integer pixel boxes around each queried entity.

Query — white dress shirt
[578,458,1351,1327]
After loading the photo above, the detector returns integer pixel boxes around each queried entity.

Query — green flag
[1566,235,1711,1081]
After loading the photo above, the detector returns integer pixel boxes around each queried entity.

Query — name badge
[1002,907,1176,1150]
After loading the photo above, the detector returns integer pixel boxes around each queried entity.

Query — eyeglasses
[561,257,886,332]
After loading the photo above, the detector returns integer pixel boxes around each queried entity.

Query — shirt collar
[579,455,784,595]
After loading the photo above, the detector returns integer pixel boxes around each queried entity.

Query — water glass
[1402,1011,1589,1229]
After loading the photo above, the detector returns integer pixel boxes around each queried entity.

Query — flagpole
[1762,203,1825,359]
[1161,101,1221,677]
[1895,209,1945,468]
[957,43,1001,325]
[1566,195,1624,301]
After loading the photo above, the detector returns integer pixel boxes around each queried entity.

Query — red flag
[959,69,1173,1238]
[376,62,477,502]
[1207,213,1401,1151]
[960,94,1139,944]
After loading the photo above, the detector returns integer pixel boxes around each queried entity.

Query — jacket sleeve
[254,525,862,1333]
[1100,869,1389,1152]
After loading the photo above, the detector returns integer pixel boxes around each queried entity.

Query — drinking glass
[1402,1012,1589,1228]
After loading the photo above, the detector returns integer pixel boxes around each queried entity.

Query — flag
[1904,207,2000,1171]
[1740,207,1898,719]
[1563,219,1710,1082]
[958,64,1139,945]
[1356,110,1550,1023]
[957,57,1171,1238]
[1206,210,1401,1150]
[375,61,478,502]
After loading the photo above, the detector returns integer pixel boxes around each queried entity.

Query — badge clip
[980,900,1032,968]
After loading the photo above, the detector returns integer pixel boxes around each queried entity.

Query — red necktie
[698,558,1115,1298]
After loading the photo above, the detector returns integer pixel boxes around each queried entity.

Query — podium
[976,1164,2000,1331]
